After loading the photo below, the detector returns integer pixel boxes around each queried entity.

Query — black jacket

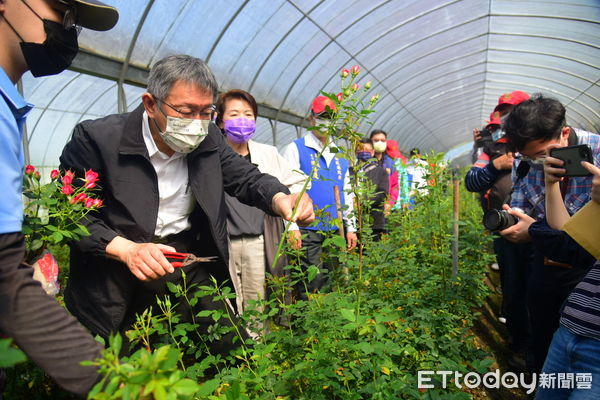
[59,105,288,337]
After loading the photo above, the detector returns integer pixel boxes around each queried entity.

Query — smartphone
[549,144,593,177]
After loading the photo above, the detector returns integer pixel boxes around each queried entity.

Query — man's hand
[492,153,514,171]
[499,204,535,243]
[473,128,481,143]
[106,236,175,282]
[543,144,565,185]
[273,192,315,227]
[582,161,600,204]
[346,232,357,251]
[287,230,302,250]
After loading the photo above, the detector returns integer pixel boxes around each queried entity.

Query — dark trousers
[494,237,532,353]
[0,233,101,399]
[526,253,588,373]
[296,229,335,300]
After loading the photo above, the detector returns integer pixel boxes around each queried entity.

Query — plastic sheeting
[21,0,599,167]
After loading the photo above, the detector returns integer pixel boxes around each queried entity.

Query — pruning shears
[161,250,218,268]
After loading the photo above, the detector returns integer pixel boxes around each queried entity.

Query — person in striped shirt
[534,152,600,399]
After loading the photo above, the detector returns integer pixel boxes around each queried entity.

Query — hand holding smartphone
[549,144,594,177]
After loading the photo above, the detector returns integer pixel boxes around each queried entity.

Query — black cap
[65,0,119,31]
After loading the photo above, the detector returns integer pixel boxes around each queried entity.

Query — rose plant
[22,165,103,262]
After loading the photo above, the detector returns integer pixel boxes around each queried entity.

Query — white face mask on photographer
[154,116,210,154]
[373,141,387,153]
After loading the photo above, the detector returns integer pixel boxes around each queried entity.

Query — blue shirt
[510,129,600,219]
[0,67,33,234]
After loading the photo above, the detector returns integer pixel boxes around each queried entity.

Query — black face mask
[19,19,79,77]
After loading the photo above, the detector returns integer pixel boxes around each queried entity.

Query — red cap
[493,90,530,112]
[311,96,336,116]
[386,139,406,161]
[485,111,502,129]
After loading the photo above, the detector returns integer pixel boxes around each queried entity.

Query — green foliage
[0,338,26,368]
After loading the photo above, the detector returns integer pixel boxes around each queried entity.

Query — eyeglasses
[56,0,82,34]
[156,98,216,120]
[23,0,81,35]
[514,154,546,165]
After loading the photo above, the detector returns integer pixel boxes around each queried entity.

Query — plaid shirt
[510,128,600,219]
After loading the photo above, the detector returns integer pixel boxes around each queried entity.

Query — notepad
[563,201,600,260]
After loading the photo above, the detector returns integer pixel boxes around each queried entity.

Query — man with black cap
[283,95,358,299]
[0,0,118,397]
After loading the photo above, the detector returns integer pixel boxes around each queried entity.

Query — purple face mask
[224,117,256,144]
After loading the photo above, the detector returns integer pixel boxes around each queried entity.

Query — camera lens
[483,209,518,231]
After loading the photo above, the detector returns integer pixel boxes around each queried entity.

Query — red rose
[50,169,59,180]
[62,170,74,185]
[336,92,343,102]
[25,165,35,175]
[84,198,95,208]
[34,171,41,180]
[61,185,74,195]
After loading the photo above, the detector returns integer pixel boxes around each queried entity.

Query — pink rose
[84,198,95,208]
[61,185,74,195]
[62,170,74,185]
[25,165,35,175]
[50,169,59,180]
[350,65,360,76]
[71,193,87,204]
[93,199,103,208]
[336,92,344,102]
[340,68,349,78]
[85,181,96,189]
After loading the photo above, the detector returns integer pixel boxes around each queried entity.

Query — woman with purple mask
[216,90,305,333]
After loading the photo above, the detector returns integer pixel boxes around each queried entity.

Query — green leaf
[0,339,27,367]
[30,239,44,251]
[171,378,200,395]
[196,379,220,396]
[340,308,356,322]
[307,265,319,283]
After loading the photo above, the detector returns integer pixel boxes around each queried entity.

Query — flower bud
[93,199,103,208]
[25,165,35,176]
[364,81,372,90]
[84,198,95,208]
[340,68,349,78]
[62,170,74,186]
[352,83,360,91]
[350,65,360,76]
[50,169,59,180]
[34,171,41,180]
[370,94,380,104]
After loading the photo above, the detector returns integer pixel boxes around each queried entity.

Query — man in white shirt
[59,55,314,355]
[283,96,357,299]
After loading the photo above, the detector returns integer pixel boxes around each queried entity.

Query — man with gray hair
[59,55,314,355]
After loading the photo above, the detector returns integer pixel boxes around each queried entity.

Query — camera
[475,128,492,148]
[483,209,518,231]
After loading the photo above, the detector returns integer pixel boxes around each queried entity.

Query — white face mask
[157,116,210,154]
[373,141,387,153]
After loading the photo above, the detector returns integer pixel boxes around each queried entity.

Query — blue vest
[294,137,348,231]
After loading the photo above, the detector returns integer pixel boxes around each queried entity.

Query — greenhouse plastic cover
[21,0,599,167]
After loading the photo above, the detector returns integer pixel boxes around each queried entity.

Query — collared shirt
[510,129,600,219]
[0,67,33,234]
[141,112,194,237]
[282,131,356,231]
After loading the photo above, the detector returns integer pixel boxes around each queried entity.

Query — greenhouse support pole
[333,185,349,281]
[452,169,459,278]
